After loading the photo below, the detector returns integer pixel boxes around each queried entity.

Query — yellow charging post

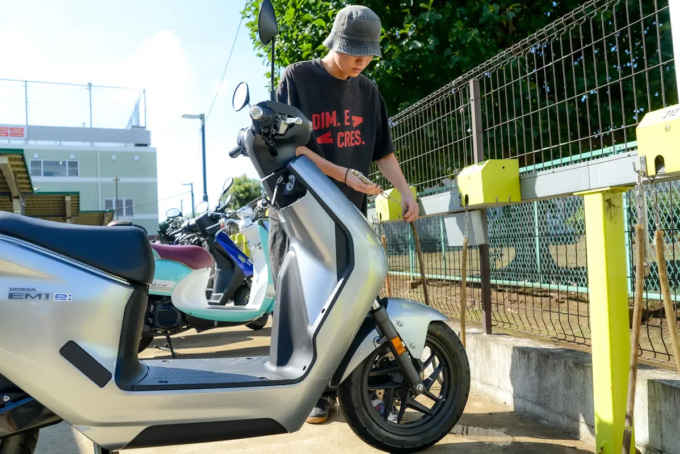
[576,188,631,454]
[457,155,633,453]
[375,187,417,221]
[457,159,521,207]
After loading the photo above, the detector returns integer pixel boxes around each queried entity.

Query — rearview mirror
[232,82,250,112]
[223,194,233,209]
[217,194,233,213]
[166,208,182,218]
[223,177,234,193]
[258,0,278,45]
[195,201,209,214]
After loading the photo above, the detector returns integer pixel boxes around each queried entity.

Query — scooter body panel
[215,231,253,278]
[330,298,449,386]
[149,259,192,296]
[170,221,274,323]
[0,157,388,451]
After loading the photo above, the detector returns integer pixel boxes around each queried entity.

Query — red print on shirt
[316,131,334,144]
[313,110,364,147]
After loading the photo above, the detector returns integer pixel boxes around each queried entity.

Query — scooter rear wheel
[338,321,469,453]
[0,429,39,454]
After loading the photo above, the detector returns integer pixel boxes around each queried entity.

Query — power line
[206,3,246,121]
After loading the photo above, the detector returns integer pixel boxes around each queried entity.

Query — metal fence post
[471,78,493,334]
[88,82,93,128]
[440,216,447,276]
[534,201,542,278]
[24,81,29,126]
[671,0,680,93]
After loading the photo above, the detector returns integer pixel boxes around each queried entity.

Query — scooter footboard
[330,298,448,387]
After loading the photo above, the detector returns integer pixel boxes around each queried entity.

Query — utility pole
[182,182,195,218]
[113,176,120,219]
[182,113,208,207]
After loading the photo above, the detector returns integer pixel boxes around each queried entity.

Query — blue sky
[0,0,271,217]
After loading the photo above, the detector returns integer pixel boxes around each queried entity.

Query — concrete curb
[449,323,680,454]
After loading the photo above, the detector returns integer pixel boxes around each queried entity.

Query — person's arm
[371,91,419,222]
[295,146,382,195]
[375,153,419,222]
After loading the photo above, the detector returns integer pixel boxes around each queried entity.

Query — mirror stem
[270,37,276,101]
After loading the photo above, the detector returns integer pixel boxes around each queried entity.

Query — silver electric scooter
[0,2,469,453]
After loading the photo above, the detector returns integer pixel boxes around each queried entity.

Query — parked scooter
[140,191,274,353]
[0,2,469,453]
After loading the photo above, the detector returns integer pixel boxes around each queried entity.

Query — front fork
[369,299,441,401]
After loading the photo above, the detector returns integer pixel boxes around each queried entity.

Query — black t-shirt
[277,58,394,211]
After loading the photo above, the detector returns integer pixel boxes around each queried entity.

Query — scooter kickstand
[154,334,178,358]
[165,334,177,358]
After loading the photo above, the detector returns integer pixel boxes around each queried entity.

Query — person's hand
[296,145,312,156]
[401,193,419,223]
[345,169,383,195]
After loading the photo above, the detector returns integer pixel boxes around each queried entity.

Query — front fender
[330,298,448,387]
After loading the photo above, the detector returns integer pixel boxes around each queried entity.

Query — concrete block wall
[455,324,680,453]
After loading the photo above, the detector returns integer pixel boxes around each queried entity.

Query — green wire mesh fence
[372,0,678,365]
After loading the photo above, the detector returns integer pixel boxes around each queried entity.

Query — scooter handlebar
[229,145,243,158]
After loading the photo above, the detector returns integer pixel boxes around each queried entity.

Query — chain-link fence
[373,0,679,366]
[624,181,680,363]
[376,196,591,346]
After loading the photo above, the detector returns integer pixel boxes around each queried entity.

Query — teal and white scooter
[141,194,275,352]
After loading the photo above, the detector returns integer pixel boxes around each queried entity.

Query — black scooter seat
[0,212,154,285]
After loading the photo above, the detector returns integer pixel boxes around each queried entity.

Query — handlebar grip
[250,106,275,127]
[229,146,243,158]
[183,219,198,233]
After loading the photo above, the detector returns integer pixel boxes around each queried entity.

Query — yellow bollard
[577,188,632,454]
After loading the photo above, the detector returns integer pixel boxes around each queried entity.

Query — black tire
[338,321,470,453]
[233,283,250,306]
[0,429,39,454]
[138,336,154,353]
[246,313,269,330]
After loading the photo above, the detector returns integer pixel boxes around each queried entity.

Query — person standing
[270,4,419,424]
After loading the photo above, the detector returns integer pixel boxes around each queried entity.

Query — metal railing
[0,78,146,130]
[376,0,679,365]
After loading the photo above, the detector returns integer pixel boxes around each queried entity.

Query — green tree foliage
[242,0,676,188]
[241,0,588,115]
[220,174,262,209]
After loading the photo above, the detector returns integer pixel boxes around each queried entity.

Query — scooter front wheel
[338,321,470,453]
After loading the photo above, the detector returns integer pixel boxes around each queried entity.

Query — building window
[67,160,79,177]
[30,160,79,177]
[104,198,134,217]
[30,160,42,176]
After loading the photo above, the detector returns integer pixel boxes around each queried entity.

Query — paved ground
[35,323,594,454]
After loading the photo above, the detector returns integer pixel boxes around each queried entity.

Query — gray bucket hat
[322,5,382,57]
